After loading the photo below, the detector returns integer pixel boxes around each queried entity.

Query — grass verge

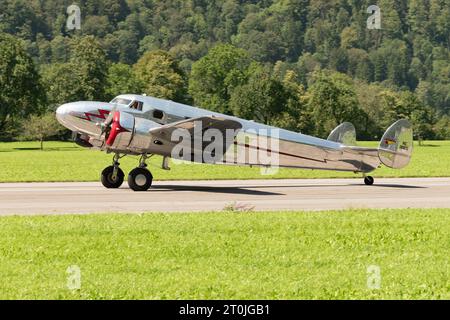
[0,141,450,182]
[0,209,448,299]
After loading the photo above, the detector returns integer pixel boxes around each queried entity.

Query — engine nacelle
[105,111,135,149]
[104,111,161,153]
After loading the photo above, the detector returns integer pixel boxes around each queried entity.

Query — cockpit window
[129,100,144,111]
[110,97,132,106]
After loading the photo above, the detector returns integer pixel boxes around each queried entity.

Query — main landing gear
[100,154,154,191]
[128,154,153,192]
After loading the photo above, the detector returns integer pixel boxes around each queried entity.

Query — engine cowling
[105,111,135,149]
[102,110,164,153]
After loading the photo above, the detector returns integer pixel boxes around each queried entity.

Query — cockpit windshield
[110,97,132,106]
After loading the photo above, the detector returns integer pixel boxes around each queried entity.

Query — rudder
[328,122,357,146]
[378,119,413,169]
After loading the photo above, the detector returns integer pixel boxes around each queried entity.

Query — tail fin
[378,119,413,169]
[328,122,357,146]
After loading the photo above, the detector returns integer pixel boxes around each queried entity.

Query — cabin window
[129,100,143,111]
[153,109,164,120]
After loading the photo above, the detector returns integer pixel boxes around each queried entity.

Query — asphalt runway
[0,178,450,215]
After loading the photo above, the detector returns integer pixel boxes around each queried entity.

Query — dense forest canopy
[0,0,449,141]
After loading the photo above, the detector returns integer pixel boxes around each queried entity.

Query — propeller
[105,111,129,146]
[96,107,116,141]
[96,108,134,147]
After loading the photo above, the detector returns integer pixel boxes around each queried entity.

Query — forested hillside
[0,0,449,141]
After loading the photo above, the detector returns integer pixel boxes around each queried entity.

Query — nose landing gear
[128,154,153,192]
[101,154,125,189]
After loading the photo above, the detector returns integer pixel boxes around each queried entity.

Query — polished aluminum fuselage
[56,94,381,173]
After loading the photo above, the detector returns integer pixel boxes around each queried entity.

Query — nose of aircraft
[55,101,116,135]
[55,103,74,128]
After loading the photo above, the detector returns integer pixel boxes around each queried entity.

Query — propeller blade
[96,107,116,139]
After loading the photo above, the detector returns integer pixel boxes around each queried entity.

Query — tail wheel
[364,176,375,186]
[101,166,125,189]
[128,168,153,192]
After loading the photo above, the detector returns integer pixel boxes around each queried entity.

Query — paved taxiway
[0,178,449,215]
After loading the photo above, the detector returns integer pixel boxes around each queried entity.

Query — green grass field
[0,209,448,300]
[0,140,449,182]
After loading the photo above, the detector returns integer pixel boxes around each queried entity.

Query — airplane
[56,94,413,192]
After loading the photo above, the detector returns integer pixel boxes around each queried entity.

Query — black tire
[128,168,153,192]
[364,176,375,186]
[101,166,124,189]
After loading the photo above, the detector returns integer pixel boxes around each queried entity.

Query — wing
[148,116,243,161]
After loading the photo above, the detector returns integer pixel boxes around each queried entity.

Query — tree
[22,113,64,150]
[50,35,70,63]
[0,0,43,40]
[378,90,410,129]
[189,44,252,114]
[307,70,364,138]
[40,63,86,110]
[378,0,403,39]
[0,33,44,137]
[133,50,188,103]
[378,90,437,143]
[82,15,113,38]
[401,92,435,143]
[69,35,109,101]
[369,40,410,87]
[354,82,386,139]
[105,63,143,99]
[329,48,348,73]
[280,70,309,133]
[233,30,286,62]
[340,26,358,49]
[410,104,435,144]
[347,48,373,82]
[230,68,287,125]
[434,115,450,140]
[40,36,110,109]
[408,0,429,35]
[112,29,140,64]
[1,0,449,142]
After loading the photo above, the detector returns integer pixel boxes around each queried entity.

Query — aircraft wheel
[101,166,124,189]
[128,168,153,192]
[364,176,375,186]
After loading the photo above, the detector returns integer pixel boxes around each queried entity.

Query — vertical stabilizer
[378,119,413,169]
